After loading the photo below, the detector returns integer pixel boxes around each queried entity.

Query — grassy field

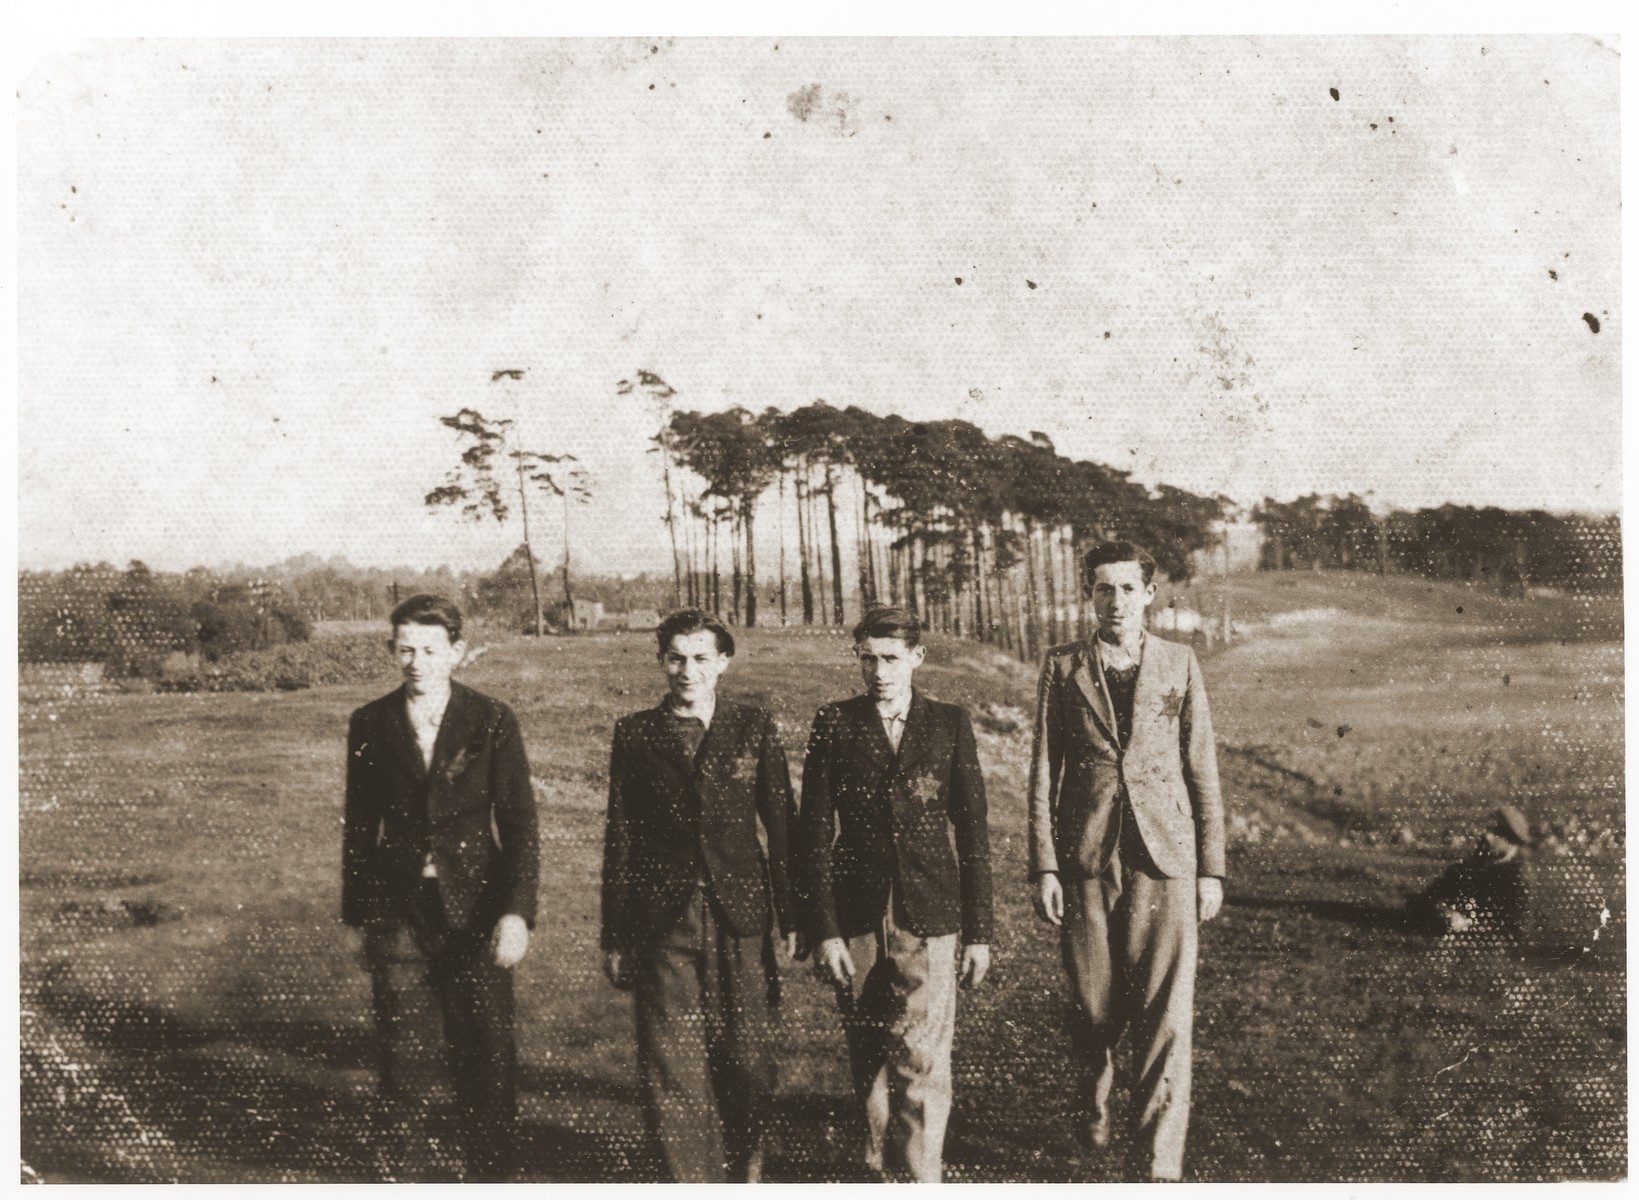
[18,572,1625,1181]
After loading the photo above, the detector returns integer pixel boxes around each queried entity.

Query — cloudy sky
[17,36,1620,574]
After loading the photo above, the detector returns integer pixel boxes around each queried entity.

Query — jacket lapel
[692,703,753,829]
[646,701,700,781]
[425,684,480,817]
[1071,643,1120,746]
[1125,636,1162,764]
[384,686,428,782]
[893,691,935,776]
[844,694,898,776]
[691,701,744,782]
[886,692,944,829]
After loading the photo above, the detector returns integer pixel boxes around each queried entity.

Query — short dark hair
[1082,541,1158,588]
[656,608,736,657]
[390,593,463,643]
[853,605,922,648]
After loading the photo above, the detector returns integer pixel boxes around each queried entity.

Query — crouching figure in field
[1027,543,1226,1182]
[1408,804,1535,937]
[341,594,539,1181]
[600,609,798,1183]
[795,606,993,1182]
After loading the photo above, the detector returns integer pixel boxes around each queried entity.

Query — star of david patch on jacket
[730,754,760,784]
[442,747,473,782]
[1159,687,1185,721]
[910,773,943,803]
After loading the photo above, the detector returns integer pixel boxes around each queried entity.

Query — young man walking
[601,609,797,1183]
[796,606,992,1182]
[1026,542,1225,1182]
[341,594,539,1181]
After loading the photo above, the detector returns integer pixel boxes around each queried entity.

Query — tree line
[620,372,1227,663]
[19,560,316,675]
[1252,494,1621,592]
[18,555,676,674]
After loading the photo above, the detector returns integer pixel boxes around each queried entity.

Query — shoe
[1080,1113,1113,1150]
[1120,1159,1181,1183]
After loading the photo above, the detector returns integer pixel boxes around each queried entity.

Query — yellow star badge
[911,773,943,803]
[1159,688,1185,721]
[731,754,760,784]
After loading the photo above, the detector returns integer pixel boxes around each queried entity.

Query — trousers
[633,886,777,1183]
[839,896,959,1182]
[1060,867,1197,1181]
[365,883,517,1182]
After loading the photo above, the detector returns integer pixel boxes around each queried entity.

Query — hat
[1491,805,1534,847]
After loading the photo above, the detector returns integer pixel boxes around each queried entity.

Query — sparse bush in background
[20,561,198,676]
[191,582,312,661]
[156,633,397,693]
[20,561,317,677]
[19,555,667,675]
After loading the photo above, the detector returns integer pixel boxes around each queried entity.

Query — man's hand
[492,913,530,968]
[783,931,800,960]
[604,949,634,990]
[959,943,991,989]
[813,937,856,989]
[1033,872,1065,927]
[1197,877,1224,923]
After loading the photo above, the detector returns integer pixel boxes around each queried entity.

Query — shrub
[156,633,398,693]
[273,606,312,644]
[20,564,197,671]
[192,600,311,661]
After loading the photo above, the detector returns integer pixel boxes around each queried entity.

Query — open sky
[16,36,1620,574]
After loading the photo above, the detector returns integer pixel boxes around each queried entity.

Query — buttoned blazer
[600,700,796,951]
[342,682,540,931]
[1026,635,1225,881]
[796,692,993,945]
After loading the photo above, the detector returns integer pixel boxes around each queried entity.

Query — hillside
[18,573,1625,1181]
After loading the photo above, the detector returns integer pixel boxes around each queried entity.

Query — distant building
[616,609,661,631]
[565,600,605,631]
[20,661,110,699]
[1189,520,1264,577]
[1151,602,1203,635]
[20,662,106,687]
[542,601,661,633]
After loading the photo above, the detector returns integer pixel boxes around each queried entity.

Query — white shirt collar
[667,693,716,728]
[874,693,913,723]
[1095,631,1145,664]
[405,686,451,720]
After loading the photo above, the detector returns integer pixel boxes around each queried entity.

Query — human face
[1089,560,1157,643]
[661,629,731,706]
[392,622,465,696]
[856,635,925,709]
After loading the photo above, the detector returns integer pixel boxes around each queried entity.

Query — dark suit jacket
[1026,635,1225,881]
[342,682,539,931]
[796,692,993,946]
[601,699,796,951]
